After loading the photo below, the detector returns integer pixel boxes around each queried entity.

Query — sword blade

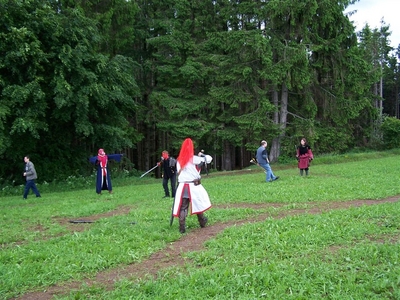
[139,164,159,178]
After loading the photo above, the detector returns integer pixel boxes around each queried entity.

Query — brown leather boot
[197,214,208,228]
[179,209,187,233]
[179,221,186,233]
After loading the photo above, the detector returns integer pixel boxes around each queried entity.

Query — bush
[381,116,400,149]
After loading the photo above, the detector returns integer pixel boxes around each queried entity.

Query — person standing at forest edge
[23,155,41,200]
[157,150,177,198]
[296,137,314,176]
[89,149,123,194]
[256,140,279,182]
[173,138,211,234]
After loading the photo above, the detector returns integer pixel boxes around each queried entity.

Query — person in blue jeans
[256,140,279,182]
[23,155,41,199]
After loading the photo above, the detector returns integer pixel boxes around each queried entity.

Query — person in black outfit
[158,150,177,198]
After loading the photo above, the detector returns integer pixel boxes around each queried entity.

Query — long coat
[296,146,313,169]
[89,154,122,193]
[173,156,212,216]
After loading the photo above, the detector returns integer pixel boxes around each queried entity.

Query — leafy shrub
[381,116,400,149]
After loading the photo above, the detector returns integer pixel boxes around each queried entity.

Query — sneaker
[273,176,280,181]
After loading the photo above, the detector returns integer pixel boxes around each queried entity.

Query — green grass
[104,205,400,300]
[1,150,400,299]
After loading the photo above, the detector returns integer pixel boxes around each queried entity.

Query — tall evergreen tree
[293,0,373,153]
[357,21,393,146]
[0,0,140,183]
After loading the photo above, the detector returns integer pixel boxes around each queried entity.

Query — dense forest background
[1,0,400,185]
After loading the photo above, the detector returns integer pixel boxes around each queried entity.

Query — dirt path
[16,196,399,300]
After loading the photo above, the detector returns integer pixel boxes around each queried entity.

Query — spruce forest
[1,0,400,185]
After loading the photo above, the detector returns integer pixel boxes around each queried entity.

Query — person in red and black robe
[89,149,123,194]
[296,138,314,176]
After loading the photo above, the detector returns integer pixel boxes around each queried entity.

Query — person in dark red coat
[89,149,123,194]
[296,138,314,176]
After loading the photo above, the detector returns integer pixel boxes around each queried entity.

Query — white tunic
[173,156,212,216]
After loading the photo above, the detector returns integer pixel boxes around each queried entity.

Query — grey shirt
[25,161,38,181]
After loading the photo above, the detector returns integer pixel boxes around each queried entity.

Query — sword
[139,164,159,178]
[250,158,267,174]
[170,196,175,226]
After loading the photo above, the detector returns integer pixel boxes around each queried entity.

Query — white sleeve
[193,155,203,165]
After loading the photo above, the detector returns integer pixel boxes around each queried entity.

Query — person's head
[178,138,194,168]
[261,140,267,148]
[98,149,106,156]
[162,150,169,160]
[24,156,30,163]
[301,138,307,146]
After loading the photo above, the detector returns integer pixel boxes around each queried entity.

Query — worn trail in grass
[16,195,400,300]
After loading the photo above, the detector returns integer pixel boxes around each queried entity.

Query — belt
[184,179,201,185]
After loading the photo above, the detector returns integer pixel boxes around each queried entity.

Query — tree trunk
[222,140,232,171]
[272,88,279,123]
[270,82,288,162]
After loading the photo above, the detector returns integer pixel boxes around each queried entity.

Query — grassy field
[1,150,400,299]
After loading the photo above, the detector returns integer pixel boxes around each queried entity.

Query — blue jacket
[256,146,268,164]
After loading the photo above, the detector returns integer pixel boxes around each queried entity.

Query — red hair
[177,138,194,168]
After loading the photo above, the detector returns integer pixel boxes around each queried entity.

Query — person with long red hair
[89,149,123,194]
[172,138,211,233]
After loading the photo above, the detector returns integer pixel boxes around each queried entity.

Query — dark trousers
[179,197,207,233]
[23,180,41,199]
[163,175,176,197]
[300,168,309,176]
